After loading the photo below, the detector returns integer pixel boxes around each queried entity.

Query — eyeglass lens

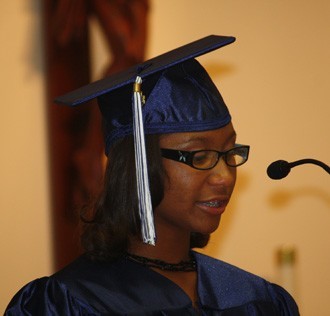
[192,147,248,169]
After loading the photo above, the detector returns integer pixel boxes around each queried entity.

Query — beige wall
[144,1,329,315]
[0,1,52,312]
[1,0,329,315]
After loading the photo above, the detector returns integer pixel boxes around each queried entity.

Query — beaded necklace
[126,253,197,272]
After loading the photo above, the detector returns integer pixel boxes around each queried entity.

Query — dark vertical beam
[42,0,149,270]
[43,0,94,270]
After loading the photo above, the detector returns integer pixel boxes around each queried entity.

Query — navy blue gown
[5,252,299,315]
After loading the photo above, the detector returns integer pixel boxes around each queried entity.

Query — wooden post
[43,0,149,270]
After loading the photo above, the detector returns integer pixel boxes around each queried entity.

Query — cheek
[163,163,194,200]
[157,160,199,211]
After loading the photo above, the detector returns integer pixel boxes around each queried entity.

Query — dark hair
[81,134,209,261]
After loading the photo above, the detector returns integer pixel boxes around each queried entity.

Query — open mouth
[200,199,227,207]
[202,201,221,207]
[196,199,229,215]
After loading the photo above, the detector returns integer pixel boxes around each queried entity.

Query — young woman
[6,36,299,315]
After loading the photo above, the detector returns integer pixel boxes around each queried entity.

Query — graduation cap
[55,35,236,246]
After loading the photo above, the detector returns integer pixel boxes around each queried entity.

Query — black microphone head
[267,160,291,180]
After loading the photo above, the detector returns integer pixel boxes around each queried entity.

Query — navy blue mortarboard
[55,35,236,245]
[56,35,235,152]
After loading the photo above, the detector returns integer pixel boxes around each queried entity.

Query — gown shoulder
[4,275,99,315]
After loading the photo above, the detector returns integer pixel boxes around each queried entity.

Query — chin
[195,216,222,235]
[190,232,210,248]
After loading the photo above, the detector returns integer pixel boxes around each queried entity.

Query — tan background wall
[1,1,329,315]
[0,0,53,313]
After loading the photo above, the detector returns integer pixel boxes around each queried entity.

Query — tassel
[132,76,156,245]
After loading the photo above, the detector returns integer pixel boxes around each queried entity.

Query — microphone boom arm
[289,159,330,174]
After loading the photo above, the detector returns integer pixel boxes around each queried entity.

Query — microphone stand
[289,159,330,174]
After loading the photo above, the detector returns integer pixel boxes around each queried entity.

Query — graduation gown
[5,251,299,315]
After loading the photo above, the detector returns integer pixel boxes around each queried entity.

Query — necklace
[126,253,197,272]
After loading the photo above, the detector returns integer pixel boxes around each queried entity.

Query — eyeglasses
[161,145,250,170]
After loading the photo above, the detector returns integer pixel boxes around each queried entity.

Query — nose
[207,157,236,187]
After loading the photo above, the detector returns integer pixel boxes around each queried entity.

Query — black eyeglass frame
[161,144,250,170]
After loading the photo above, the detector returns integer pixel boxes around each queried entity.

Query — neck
[128,230,191,263]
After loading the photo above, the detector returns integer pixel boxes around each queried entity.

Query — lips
[201,200,222,207]
[196,198,229,215]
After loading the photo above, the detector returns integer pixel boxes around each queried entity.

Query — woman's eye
[193,151,211,167]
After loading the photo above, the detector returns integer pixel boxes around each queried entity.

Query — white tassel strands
[132,76,156,245]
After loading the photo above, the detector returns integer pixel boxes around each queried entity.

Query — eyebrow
[176,130,237,148]
[189,130,236,143]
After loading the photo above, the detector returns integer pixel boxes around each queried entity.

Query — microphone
[267,158,330,180]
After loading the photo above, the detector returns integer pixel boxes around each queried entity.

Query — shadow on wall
[204,61,237,81]
[23,0,44,75]
[268,187,330,209]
